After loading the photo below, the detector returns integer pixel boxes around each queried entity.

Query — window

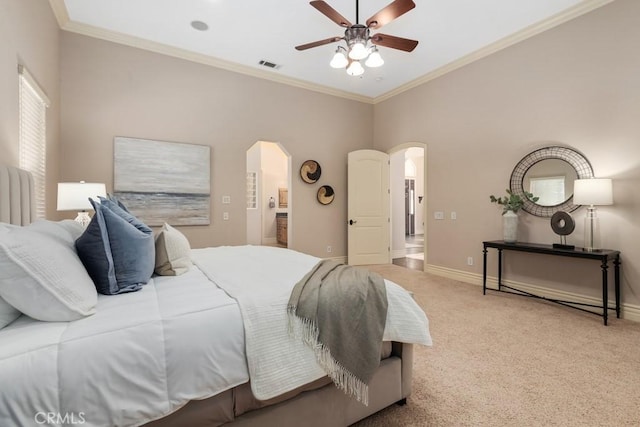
[18,65,49,219]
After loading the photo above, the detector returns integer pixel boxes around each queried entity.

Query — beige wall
[59,32,373,257]
[0,0,60,217]
[374,0,640,305]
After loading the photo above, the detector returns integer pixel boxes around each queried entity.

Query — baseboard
[425,264,483,286]
[425,264,640,323]
[392,249,406,259]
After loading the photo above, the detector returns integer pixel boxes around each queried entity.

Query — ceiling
[51,0,611,103]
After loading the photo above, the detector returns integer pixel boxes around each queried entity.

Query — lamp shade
[365,49,384,68]
[573,178,613,206]
[57,182,107,211]
[348,42,368,60]
[346,60,364,76]
[330,50,348,68]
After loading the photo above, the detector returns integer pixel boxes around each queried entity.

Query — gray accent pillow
[155,223,192,276]
[76,198,155,295]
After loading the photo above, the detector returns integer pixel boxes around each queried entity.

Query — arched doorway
[246,141,292,247]
[389,143,427,271]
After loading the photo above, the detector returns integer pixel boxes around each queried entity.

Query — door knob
[349,219,357,225]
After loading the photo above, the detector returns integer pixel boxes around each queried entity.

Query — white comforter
[191,245,432,401]
[0,267,248,427]
[0,246,431,427]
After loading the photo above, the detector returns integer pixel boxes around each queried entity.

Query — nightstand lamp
[57,181,107,227]
[573,178,613,252]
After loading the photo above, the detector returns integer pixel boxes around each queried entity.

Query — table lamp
[57,181,107,227]
[573,178,613,252]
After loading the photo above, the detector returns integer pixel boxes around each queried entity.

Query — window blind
[18,65,50,219]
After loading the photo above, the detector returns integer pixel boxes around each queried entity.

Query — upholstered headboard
[0,165,36,225]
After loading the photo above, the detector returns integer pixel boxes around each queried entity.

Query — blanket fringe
[288,305,369,406]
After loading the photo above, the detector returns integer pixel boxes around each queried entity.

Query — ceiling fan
[295,0,418,76]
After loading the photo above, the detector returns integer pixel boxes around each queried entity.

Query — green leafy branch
[489,189,539,214]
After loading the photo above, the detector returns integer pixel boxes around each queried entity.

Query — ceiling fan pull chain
[356,0,359,25]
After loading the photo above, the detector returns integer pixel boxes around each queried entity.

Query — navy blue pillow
[76,198,155,295]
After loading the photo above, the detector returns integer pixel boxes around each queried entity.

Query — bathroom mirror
[510,146,593,217]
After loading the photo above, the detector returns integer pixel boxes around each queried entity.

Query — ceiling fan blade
[370,33,418,52]
[310,1,352,27]
[366,0,416,29]
[295,36,343,51]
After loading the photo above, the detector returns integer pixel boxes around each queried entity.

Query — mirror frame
[510,146,594,217]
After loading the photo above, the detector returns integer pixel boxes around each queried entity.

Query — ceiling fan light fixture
[330,48,348,68]
[296,0,419,78]
[346,60,364,76]
[365,47,384,67]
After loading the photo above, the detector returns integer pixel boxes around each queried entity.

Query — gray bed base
[147,342,413,427]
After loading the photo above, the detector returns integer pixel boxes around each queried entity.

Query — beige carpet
[353,264,640,427]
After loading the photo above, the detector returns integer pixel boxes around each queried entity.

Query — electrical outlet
[223,212,229,220]
[467,256,473,266]
[326,246,332,253]
[434,211,444,220]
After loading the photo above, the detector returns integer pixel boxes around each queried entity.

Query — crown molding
[48,0,70,28]
[48,0,613,105]
[373,0,615,103]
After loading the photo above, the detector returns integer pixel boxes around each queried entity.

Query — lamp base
[75,211,91,227]
[583,206,600,252]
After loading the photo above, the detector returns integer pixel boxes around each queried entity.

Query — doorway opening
[246,141,291,248]
[389,145,426,271]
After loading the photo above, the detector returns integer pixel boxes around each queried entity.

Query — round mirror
[510,146,593,217]
[522,159,578,206]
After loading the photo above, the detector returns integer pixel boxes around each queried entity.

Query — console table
[482,240,621,325]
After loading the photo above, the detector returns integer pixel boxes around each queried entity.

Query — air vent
[258,60,281,70]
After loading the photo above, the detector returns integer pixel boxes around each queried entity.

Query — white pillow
[0,296,20,329]
[0,223,22,329]
[154,223,192,276]
[28,219,84,245]
[0,221,97,321]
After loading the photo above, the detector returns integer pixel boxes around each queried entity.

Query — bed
[0,165,431,427]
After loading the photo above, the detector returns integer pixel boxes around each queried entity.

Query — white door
[348,150,390,265]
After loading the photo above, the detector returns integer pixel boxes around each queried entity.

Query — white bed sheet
[0,267,248,427]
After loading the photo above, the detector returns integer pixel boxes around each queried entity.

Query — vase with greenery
[489,189,539,243]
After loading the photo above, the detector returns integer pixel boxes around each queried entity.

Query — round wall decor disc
[317,185,335,205]
[300,160,321,184]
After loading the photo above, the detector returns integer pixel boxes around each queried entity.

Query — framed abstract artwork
[114,137,211,226]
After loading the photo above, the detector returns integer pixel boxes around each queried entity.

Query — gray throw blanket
[287,260,388,405]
